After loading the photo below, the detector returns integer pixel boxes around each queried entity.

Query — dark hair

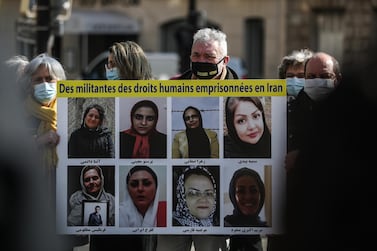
[229,167,265,216]
[126,165,158,188]
[81,104,105,127]
[225,97,268,141]
[183,106,203,128]
[131,100,158,120]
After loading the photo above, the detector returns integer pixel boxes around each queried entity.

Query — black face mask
[191,57,225,79]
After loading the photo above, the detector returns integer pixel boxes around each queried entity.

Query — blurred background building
[1,0,377,81]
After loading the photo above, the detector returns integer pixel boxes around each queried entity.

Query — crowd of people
[4,24,376,251]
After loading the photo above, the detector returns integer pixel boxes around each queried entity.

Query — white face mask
[33,82,57,105]
[304,78,335,101]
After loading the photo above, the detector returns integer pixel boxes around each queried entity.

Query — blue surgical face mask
[286,77,305,97]
[304,78,335,101]
[106,67,120,80]
[33,82,56,105]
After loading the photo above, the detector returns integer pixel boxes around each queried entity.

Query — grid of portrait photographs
[56,96,286,235]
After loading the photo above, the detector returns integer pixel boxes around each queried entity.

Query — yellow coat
[172,129,219,158]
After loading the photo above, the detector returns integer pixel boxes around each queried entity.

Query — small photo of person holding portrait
[67,165,115,226]
[88,205,103,226]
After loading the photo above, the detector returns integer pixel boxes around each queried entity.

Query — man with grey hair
[157,28,246,251]
[172,27,239,80]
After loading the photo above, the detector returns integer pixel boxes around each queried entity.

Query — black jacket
[68,127,114,158]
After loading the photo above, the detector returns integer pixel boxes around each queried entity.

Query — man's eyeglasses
[305,72,336,79]
[184,114,199,121]
[134,114,155,122]
[185,189,215,199]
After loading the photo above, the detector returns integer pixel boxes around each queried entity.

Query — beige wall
[3,0,377,80]
[0,0,20,83]
[79,0,287,78]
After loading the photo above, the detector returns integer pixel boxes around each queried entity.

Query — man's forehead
[193,40,218,51]
[307,55,334,72]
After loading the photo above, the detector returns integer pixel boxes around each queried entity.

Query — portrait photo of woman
[68,100,115,158]
[172,165,220,227]
[224,96,271,158]
[119,98,167,159]
[223,166,269,227]
[67,165,115,226]
[171,97,219,159]
[119,165,166,227]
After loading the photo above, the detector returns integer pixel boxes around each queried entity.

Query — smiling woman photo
[224,167,267,227]
[224,97,271,158]
[224,167,267,251]
[68,103,114,158]
[172,165,219,227]
[172,105,219,158]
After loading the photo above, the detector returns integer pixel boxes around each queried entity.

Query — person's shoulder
[205,129,218,140]
[120,131,133,139]
[70,190,82,197]
[155,131,167,138]
[174,130,186,137]
[70,127,83,136]
[223,134,233,143]
[100,127,112,134]
[205,128,217,136]
[103,191,115,200]
[226,66,239,79]
[296,90,313,105]
[223,214,234,227]
[69,190,84,203]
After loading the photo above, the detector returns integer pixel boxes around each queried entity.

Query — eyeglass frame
[185,189,216,200]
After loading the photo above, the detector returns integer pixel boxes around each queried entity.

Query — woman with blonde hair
[93,41,156,251]
[106,41,153,80]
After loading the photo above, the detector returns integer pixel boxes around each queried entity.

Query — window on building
[311,9,345,62]
[245,18,264,79]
